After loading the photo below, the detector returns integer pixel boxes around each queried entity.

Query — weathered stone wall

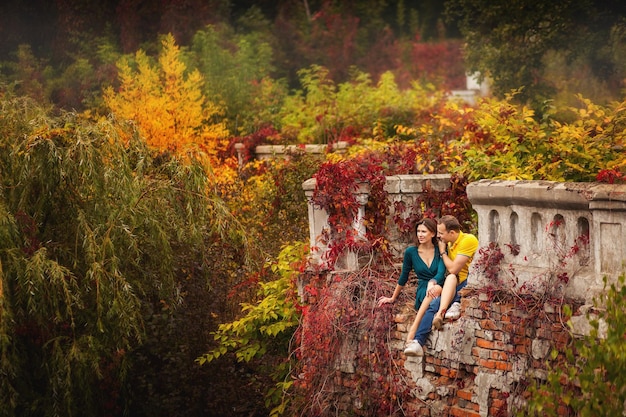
[392,288,575,416]
[300,177,626,416]
[300,277,577,416]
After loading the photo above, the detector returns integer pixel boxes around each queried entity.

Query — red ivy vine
[296,150,475,415]
[311,145,474,269]
[311,154,390,268]
[292,267,411,416]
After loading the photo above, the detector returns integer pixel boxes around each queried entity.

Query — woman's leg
[432,273,458,329]
[406,295,432,344]
[414,297,440,345]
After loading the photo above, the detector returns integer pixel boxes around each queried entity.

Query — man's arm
[441,252,470,275]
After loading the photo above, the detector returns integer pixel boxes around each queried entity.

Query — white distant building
[450,72,490,105]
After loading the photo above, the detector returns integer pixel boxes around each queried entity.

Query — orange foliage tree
[104,33,228,160]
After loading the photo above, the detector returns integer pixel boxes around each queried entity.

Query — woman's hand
[427,284,442,298]
[377,296,394,307]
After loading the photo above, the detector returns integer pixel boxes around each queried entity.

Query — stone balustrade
[467,179,626,303]
[233,141,349,169]
[302,174,452,270]
[304,176,626,302]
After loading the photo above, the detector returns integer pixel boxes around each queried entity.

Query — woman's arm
[434,247,446,286]
[377,283,404,306]
[377,247,413,307]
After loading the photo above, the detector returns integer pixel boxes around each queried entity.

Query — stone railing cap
[467,179,626,209]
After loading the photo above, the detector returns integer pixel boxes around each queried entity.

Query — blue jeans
[414,279,467,346]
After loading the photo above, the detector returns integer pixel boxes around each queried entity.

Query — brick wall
[391,286,576,416]
[301,280,578,416]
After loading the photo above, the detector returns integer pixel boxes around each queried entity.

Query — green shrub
[523,275,626,416]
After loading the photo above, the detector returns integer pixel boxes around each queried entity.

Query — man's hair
[438,215,461,232]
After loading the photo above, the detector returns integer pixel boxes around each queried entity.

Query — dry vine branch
[292,261,412,416]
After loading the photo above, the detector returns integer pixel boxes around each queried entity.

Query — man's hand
[438,239,447,255]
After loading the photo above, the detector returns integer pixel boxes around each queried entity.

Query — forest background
[1,0,626,416]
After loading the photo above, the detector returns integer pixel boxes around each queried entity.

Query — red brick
[494,340,513,351]
[449,406,480,417]
[513,335,527,345]
[501,322,515,333]
[476,338,495,349]
[461,296,476,309]
[458,389,473,401]
[480,318,499,330]
[492,330,505,341]
[553,332,571,345]
[479,359,497,369]
[426,357,440,367]
[441,367,458,378]
[491,351,508,361]
[495,361,512,371]
[491,398,507,408]
[489,407,503,416]
[515,344,528,355]
[551,323,566,332]
[437,376,451,385]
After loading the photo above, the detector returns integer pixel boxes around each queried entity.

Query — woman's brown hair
[413,218,438,246]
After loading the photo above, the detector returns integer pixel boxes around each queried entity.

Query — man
[404,215,479,356]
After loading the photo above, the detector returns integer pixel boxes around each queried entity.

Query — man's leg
[432,274,459,329]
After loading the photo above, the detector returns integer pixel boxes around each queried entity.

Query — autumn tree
[445,0,626,106]
[104,33,228,159]
[189,20,278,136]
[0,87,263,416]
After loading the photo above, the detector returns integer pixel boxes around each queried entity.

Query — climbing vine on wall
[311,154,390,269]
[291,265,411,416]
[470,220,589,317]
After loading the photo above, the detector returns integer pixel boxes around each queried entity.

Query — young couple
[377,215,479,357]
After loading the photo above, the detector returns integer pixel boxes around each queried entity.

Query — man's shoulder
[460,232,478,244]
[458,232,479,254]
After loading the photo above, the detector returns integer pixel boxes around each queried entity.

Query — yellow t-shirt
[447,231,479,283]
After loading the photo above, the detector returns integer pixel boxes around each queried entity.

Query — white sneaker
[403,340,424,357]
[445,302,461,320]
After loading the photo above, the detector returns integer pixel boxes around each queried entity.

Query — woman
[377,218,446,351]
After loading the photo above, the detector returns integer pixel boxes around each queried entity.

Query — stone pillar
[234,143,245,171]
[302,178,330,269]
[340,182,370,271]
[303,174,451,271]
[587,186,626,285]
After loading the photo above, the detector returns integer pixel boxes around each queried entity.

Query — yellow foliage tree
[104,33,228,159]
